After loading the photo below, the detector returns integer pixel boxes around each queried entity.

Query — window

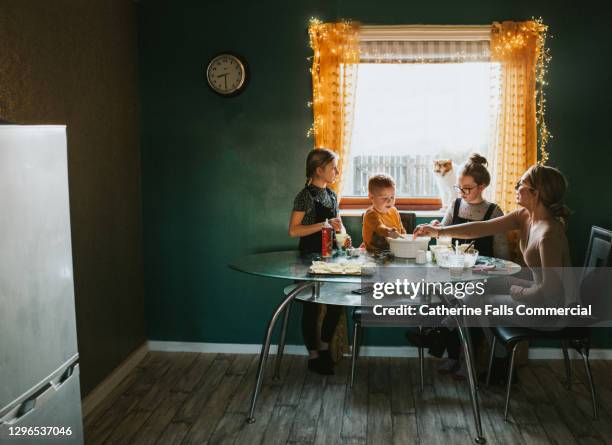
[342,62,500,200]
[337,26,501,209]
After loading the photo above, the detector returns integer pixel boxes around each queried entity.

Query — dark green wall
[139,0,612,347]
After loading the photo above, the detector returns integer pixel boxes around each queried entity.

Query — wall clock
[205,52,249,97]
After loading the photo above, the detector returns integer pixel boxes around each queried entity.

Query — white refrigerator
[0,126,83,444]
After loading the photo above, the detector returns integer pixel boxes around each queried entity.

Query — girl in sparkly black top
[289,148,344,375]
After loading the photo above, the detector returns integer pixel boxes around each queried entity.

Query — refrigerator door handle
[0,362,78,426]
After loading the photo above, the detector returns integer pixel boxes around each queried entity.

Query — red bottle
[321,218,333,258]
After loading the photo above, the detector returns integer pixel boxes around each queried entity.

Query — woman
[289,148,344,375]
[415,164,574,311]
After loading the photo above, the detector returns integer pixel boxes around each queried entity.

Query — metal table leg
[273,301,292,380]
[273,281,322,380]
[247,281,314,424]
[457,321,486,444]
[464,324,479,390]
[439,282,486,443]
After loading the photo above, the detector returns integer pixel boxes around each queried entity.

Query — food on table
[309,261,376,275]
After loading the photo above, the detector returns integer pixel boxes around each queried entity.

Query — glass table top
[282,282,448,307]
[229,250,521,284]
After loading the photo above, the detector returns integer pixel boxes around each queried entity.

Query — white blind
[359,40,490,63]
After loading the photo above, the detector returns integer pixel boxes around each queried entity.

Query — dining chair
[486,226,612,421]
[400,212,417,235]
[350,212,425,389]
[350,308,425,391]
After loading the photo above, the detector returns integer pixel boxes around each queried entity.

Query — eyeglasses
[453,185,478,195]
[514,180,536,191]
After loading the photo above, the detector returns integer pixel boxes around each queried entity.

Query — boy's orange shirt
[362,206,406,252]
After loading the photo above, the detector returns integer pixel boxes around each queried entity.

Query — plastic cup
[435,250,450,267]
[415,249,427,264]
[335,233,348,249]
[463,250,479,268]
[448,254,465,278]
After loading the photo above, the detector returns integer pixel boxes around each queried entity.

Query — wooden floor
[84,352,612,445]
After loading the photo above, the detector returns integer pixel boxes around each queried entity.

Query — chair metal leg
[418,346,424,392]
[486,336,496,387]
[417,326,424,392]
[273,301,292,380]
[561,340,571,390]
[350,320,361,388]
[504,343,519,421]
[580,347,598,420]
[247,281,314,424]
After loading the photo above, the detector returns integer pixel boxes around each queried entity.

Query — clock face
[206,54,247,96]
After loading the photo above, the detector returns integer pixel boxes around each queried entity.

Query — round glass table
[230,249,521,444]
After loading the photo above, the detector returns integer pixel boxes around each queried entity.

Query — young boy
[362,174,406,252]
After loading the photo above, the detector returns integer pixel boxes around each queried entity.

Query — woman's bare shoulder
[514,207,530,219]
[508,207,530,228]
[539,218,567,239]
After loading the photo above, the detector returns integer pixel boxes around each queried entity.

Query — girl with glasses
[441,153,508,259]
[411,154,508,379]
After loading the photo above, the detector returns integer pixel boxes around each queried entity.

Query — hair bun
[468,153,488,166]
[548,202,572,219]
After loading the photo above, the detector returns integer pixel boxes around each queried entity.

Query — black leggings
[301,301,343,351]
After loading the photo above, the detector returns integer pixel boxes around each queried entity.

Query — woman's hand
[413,224,439,238]
[330,217,343,232]
[430,220,441,226]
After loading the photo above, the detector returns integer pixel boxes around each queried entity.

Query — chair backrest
[583,226,612,268]
[400,212,417,234]
[579,227,612,318]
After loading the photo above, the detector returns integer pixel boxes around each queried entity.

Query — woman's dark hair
[305,147,338,184]
[525,164,572,222]
[459,153,491,186]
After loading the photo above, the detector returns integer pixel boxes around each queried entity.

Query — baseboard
[526,347,612,360]
[81,342,148,418]
[147,340,612,360]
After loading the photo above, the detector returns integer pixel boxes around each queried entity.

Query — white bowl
[386,236,431,258]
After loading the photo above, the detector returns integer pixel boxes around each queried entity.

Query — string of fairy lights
[306,18,359,142]
[306,18,324,139]
[534,17,552,166]
[306,18,552,166]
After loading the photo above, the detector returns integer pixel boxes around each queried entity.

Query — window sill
[339,208,444,219]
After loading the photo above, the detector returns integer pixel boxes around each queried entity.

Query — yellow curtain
[308,20,360,195]
[308,21,359,362]
[490,20,547,213]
